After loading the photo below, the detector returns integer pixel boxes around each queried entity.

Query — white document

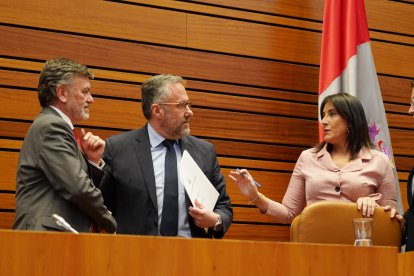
[181,150,219,211]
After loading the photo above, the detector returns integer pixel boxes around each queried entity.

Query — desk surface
[0,230,403,276]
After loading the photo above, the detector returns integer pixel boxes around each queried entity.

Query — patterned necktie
[160,139,179,236]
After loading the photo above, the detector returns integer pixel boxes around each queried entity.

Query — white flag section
[318,0,402,211]
[180,150,219,212]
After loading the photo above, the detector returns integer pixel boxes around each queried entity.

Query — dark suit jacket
[13,107,116,233]
[100,124,233,238]
[404,166,414,251]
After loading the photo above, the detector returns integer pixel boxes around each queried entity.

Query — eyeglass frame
[156,100,192,111]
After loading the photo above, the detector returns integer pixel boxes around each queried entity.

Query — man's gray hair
[38,57,94,107]
[140,74,185,120]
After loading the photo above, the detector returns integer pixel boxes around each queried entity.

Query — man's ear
[55,84,69,103]
[152,104,164,119]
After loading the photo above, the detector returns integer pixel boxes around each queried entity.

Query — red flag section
[319,0,370,95]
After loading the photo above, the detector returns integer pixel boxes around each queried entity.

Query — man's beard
[163,121,190,139]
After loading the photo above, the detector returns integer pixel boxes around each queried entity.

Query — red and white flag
[318,0,402,211]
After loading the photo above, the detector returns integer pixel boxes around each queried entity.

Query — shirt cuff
[89,159,105,170]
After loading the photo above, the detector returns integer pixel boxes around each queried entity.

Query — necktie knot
[162,139,176,150]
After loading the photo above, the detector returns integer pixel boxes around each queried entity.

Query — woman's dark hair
[315,92,373,159]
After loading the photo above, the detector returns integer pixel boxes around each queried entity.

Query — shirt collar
[315,144,328,159]
[316,144,372,161]
[147,122,167,149]
[315,143,372,172]
[49,105,74,130]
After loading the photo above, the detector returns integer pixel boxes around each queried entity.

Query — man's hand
[189,199,220,229]
[79,128,105,164]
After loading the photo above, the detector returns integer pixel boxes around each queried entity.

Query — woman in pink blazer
[230,93,403,225]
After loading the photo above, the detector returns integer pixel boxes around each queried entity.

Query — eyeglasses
[157,101,192,111]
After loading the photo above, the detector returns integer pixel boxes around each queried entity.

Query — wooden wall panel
[125,0,324,32]
[0,0,187,46]
[0,152,18,191]
[187,14,322,64]
[192,0,325,20]
[0,26,319,92]
[225,224,290,241]
[0,88,318,145]
[192,0,414,36]
[0,0,413,242]
[186,14,413,77]
[126,0,414,45]
[0,70,319,119]
[2,58,410,106]
[0,194,14,210]
[371,42,414,78]
[0,213,14,229]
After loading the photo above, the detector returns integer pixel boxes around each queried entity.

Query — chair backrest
[290,201,401,247]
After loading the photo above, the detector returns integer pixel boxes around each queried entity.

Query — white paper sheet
[180,150,219,211]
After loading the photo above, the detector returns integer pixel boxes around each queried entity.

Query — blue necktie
[160,139,178,236]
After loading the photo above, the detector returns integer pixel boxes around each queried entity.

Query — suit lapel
[43,107,91,176]
[179,136,192,155]
[134,126,158,210]
[179,137,194,208]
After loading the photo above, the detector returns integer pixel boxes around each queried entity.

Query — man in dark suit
[404,80,414,251]
[100,74,232,238]
[13,57,116,233]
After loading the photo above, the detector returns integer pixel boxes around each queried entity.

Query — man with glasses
[100,74,232,238]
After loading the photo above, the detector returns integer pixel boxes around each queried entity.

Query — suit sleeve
[100,138,116,213]
[209,144,233,238]
[38,121,116,233]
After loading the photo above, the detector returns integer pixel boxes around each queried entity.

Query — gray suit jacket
[13,107,116,233]
[100,124,232,238]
